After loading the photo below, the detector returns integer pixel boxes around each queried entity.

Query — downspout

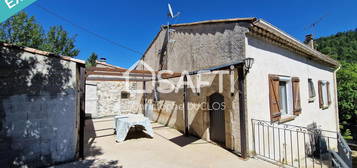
[333,65,341,132]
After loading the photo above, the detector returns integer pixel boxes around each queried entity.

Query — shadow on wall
[0,45,75,167]
[84,118,103,157]
[146,74,237,142]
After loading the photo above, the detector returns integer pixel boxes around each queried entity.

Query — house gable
[140,22,250,72]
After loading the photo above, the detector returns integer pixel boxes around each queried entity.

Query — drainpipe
[333,65,341,132]
[184,75,189,136]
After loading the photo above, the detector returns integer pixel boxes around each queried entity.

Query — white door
[85,83,98,117]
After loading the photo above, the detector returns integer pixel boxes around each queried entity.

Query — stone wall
[85,81,143,118]
[140,22,248,72]
[0,45,80,167]
[144,72,241,152]
[137,22,248,153]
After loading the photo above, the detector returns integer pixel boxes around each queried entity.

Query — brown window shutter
[292,77,301,115]
[269,75,281,122]
[318,80,323,108]
[327,81,331,106]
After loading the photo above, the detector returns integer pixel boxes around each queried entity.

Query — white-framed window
[269,75,301,122]
[308,78,316,102]
[278,76,293,116]
[318,80,331,109]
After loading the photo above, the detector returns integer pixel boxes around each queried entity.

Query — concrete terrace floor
[55,117,278,168]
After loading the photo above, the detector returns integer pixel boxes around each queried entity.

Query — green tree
[41,26,80,57]
[0,12,44,48]
[316,29,357,63]
[335,62,357,135]
[0,12,80,57]
[85,52,98,67]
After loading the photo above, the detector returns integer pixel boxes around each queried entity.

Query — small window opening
[121,91,130,99]
[308,79,316,102]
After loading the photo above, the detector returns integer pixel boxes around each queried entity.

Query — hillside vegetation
[316,30,357,137]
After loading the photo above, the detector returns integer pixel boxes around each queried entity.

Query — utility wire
[34,4,144,56]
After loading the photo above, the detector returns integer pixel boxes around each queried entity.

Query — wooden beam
[86,77,150,82]
[86,67,182,77]
[238,66,248,159]
[183,75,189,136]
[78,66,86,159]
[86,71,153,77]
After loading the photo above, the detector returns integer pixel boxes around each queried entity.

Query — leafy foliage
[0,12,79,57]
[41,26,80,57]
[86,52,98,67]
[336,62,357,133]
[316,30,357,136]
[0,12,43,48]
[316,29,357,63]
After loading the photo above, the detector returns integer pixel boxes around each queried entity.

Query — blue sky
[23,0,357,68]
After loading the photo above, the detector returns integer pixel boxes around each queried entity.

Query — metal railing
[330,150,350,168]
[251,119,352,168]
[334,132,352,168]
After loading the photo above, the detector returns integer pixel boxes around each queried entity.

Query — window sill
[279,115,296,124]
[308,97,316,103]
[321,106,329,110]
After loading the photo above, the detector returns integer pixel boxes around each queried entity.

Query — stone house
[85,62,142,118]
[0,43,86,167]
[136,18,340,165]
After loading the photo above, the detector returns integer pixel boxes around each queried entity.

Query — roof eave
[0,42,86,64]
[168,17,257,28]
[251,19,340,68]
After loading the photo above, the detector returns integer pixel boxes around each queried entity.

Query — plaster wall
[245,35,338,163]
[144,73,241,152]
[0,46,80,166]
[140,22,248,72]
[138,22,250,153]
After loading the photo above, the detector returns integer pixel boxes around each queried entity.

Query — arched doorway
[209,93,225,145]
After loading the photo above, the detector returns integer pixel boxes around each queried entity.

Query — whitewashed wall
[245,35,339,162]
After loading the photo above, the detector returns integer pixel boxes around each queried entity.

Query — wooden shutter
[292,77,301,115]
[269,75,281,122]
[327,81,331,106]
[318,80,323,108]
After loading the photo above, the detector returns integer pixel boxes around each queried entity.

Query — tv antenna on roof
[166,3,180,43]
[168,3,180,19]
[304,13,329,37]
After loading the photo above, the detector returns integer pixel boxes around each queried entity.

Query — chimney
[304,34,314,49]
[99,57,107,63]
